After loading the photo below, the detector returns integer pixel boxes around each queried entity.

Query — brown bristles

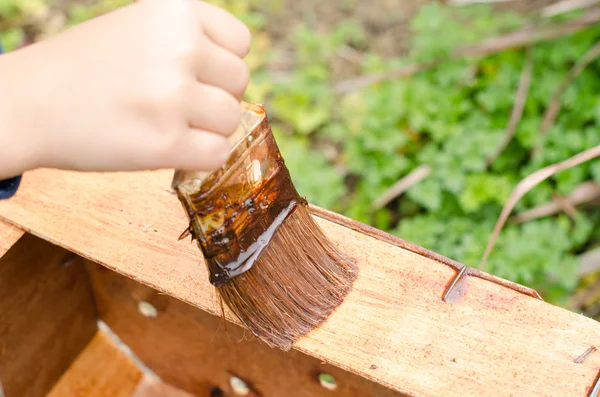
[218,204,357,350]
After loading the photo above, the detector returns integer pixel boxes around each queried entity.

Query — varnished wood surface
[1,169,600,396]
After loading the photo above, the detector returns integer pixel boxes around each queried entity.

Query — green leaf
[0,28,23,52]
[407,179,442,212]
[275,133,347,211]
[459,174,513,213]
[295,107,330,134]
[591,160,600,184]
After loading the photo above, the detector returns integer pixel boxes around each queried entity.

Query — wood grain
[87,262,404,397]
[47,331,142,397]
[1,169,600,396]
[0,219,24,258]
[0,234,97,397]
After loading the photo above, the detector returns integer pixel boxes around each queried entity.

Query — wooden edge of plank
[0,219,24,258]
[47,327,201,397]
[47,331,143,397]
[308,204,543,300]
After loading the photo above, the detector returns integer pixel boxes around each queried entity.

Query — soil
[253,0,430,58]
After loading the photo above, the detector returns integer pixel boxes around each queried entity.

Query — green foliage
[1,27,23,51]
[274,130,347,211]
[0,0,45,51]
[0,0,45,17]
[67,0,130,25]
[409,3,524,60]
[250,3,600,305]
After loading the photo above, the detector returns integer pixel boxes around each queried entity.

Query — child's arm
[0,0,251,181]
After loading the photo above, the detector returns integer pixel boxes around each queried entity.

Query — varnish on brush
[171,102,357,350]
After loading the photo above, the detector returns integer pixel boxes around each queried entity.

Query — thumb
[169,128,232,171]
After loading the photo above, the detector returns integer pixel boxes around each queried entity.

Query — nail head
[137,301,158,318]
[229,376,250,396]
[318,373,337,390]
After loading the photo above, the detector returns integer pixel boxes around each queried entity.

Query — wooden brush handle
[171,103,305,286]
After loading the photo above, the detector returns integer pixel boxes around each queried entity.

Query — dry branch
[487,46,534,165]
[479,145,600,270]
[511,182,600,224]
[580,247,600,276]
[534,39,600,155]
[333,9,600,94]
[515,181,600,222]
[372,165,432,209]
[541,0,600,17]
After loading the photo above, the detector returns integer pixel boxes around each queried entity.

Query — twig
[512,182,600,223]
[487,46,534,165]
[584,298,600,317]
[334,61,437,95]
[580,247,600,276]
[333,8,600,94]
[533,39,600,155]
[478,145,600,271]
[372,165,432,210]
[541,0,600,17]
[552,191,579,219]
[568,273,600,309]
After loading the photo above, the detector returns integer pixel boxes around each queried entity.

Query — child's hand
[0,0,251,179]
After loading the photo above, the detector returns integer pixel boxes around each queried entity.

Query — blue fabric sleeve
[0,40,23,200]
[0,176,22,199]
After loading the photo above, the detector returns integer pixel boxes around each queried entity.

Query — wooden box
[1,169,600,397]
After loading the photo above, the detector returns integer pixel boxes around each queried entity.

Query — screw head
[229,376,250,396]
[137,301,158,318]
[318,373,337,390]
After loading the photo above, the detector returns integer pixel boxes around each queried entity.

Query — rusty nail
[443,265,469,303]
[576,346,597,364]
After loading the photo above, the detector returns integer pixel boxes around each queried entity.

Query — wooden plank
[47,331,143,397]
[0,219,24,258]
[1,168,600,396]
[131,376,197,397]
[0,234,97,397]
[87,262,404,397]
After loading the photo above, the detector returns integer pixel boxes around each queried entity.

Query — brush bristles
[218,205,357,350]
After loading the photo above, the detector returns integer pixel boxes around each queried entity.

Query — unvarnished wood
[131,376,198,397]
[0,219,24,258]
[1,169,600,396]
[47,331,142,397]
[87,262,404,397]
[0,234,97,397]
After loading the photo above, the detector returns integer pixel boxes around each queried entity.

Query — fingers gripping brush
[171,102,357,350]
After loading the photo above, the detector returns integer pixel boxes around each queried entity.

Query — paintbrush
[171,102,357,350]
